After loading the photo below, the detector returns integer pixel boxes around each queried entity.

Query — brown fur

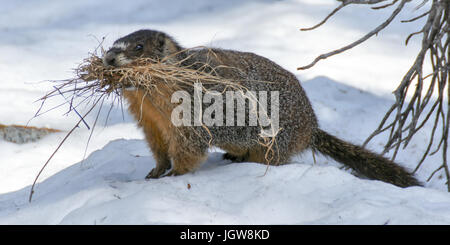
[104,29,421,187]
[123,86,207,177]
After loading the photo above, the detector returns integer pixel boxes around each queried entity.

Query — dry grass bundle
[29,48,280,202]
[70,51,245,97]
[35,49,255,126]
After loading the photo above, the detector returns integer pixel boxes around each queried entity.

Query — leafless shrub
[299,0,450,190]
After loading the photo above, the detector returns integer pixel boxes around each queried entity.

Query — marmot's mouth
[103,49,133,67]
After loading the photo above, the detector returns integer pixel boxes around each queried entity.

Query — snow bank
[2,138,450,225]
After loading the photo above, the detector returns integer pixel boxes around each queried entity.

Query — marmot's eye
[134,44,143,51]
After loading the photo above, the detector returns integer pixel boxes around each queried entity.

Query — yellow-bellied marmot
[103,29,420,187]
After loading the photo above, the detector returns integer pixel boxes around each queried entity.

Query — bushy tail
[311,129,421,188]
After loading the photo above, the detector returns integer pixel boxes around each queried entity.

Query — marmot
[103,29,421,187]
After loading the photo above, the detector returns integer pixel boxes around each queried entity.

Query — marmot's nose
[103,48,122,66]
[103,52,116,66]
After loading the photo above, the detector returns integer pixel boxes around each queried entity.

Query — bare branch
[339,0,390,4]
[298,0,408,70]
[405,30,424,45]
[29,95,103,202]
[372,0,399,10]
[401,10,430,22]
[300,3,346,31]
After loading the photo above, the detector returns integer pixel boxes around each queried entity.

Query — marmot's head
[103,29,182,67]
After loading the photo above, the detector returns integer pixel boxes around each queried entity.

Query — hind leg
[220,144,281,164]
[223,152,249,162]
[247,147,267,164]
[220,144,249,163]
[247,145,287,166]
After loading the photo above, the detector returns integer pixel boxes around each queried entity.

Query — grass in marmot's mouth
[44,49,245,102]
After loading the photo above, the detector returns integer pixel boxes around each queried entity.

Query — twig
[300,3,346,31]
[29,95,103,202]
[401,10,431,22]
[298,0,408,70]
[54,86,91,130]
[372,0,399,10]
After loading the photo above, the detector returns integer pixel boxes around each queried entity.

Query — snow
[1,0,450,225]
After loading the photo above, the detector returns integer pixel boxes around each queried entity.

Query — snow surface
[1,0,450,224]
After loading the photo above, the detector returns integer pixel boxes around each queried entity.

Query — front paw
[145,167,168,179]
[161,169,181,178]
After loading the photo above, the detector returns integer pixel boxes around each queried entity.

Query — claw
[145,167,166,179]
[161,169,180,178]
